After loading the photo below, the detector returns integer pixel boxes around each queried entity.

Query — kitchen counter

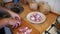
[11,4,57,34]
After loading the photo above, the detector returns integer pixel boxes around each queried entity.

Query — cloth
[0,28,5,34]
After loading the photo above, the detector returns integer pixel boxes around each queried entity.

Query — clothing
[0,28,5,34]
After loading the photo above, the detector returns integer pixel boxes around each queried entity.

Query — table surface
[10,4,57,34]
[20,5,57,34]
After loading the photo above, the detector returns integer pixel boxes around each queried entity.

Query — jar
[29,2,38,10]
[39,1,51,15]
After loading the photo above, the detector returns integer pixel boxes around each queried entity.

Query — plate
[26,12,46,24]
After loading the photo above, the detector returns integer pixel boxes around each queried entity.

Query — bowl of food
[26,12,46,24]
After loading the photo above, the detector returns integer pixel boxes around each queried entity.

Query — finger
[17,21,21,26]
[18,16,20,19]
[12,25,15,28]
[16,15,21,20]
[15,23,18,28]
[15,17,20,21]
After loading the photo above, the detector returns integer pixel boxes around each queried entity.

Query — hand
[10,12,21,21]
[7,18,21,28]
[10,12,21,27]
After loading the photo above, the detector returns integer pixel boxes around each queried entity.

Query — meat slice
[19,27,32,34]
[24,29,32,34]
[19,27,28,32]
[30,13,41,22]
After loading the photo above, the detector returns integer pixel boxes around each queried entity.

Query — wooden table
[11,5,57,34]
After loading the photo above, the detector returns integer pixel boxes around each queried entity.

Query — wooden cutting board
[12,19,40,34]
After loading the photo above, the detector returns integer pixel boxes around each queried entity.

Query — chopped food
[27,12,46,24]
[30,13,42,22]
[24,29,32,34]
[18,27,32,34]
[30,15,35,21]
[19,27,28,32]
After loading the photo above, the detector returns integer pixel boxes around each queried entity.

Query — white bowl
[26,12,46,24]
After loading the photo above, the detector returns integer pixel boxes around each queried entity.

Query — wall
[53,0,60,14]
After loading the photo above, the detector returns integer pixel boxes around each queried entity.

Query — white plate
[26,12,46,24]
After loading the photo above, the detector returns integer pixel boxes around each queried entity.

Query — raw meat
[30,13,41,22]
[19,27,32,34]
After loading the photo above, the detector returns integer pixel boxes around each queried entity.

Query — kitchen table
[5,3,57,34]
[11,5,57,34]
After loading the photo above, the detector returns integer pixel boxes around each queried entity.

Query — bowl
[10,6,24,14]
[26,12,46,24]
[5,4,24,14]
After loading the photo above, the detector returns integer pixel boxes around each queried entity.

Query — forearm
[0,6,15,15]
[0,18,8,29]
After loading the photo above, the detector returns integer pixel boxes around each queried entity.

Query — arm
[0,7,21,28]
[0,6,21,22]
[0,6,15,15]
[0,18,20,29]
[0,18,8,29]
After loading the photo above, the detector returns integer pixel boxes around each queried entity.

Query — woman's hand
[6,9,22,28]
[10,12,21,21]
[7,10,21,25]
[0,18,21,29]
[7,18,21,28]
